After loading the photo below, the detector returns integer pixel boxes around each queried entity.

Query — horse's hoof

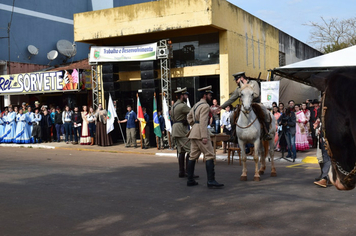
[253,177,260,181]
[259,170,265,175]
[271,172,277,177]
[240,176,247,181]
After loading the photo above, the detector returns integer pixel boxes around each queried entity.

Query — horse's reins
[321,89,356,184]
[236,101,258,129]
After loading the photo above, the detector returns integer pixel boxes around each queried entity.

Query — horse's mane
[251,103,265,122]
[240,83,253,91]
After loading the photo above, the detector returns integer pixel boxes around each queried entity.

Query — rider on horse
[219,72,272,141]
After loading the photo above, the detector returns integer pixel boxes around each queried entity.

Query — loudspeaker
[140,61,155,71]
[141,88,155,102]
[103,82,120,91]
[141,70,158,80]
[141,79,155,89]
[104,91,120,100]
[102,63,119,74]
[102,73,119,82]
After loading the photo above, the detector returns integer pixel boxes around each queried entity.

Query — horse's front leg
[253,139,261,181]
[238,139,247,181]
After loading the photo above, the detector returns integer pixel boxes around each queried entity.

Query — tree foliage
[305,17,356,53]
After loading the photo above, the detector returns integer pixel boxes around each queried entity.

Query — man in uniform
[186,85,224,188]
[171,88,198,178]
[219,72,272,140]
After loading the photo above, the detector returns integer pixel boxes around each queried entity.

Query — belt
[89,121,95,123]
[174,121,183,124]
[65,121,72,123]
[194,121,199,124]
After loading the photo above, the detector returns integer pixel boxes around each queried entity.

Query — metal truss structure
[158,39,172,107]
[91,64,102,110]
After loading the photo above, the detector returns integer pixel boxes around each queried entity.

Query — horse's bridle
[236,100,257,129]
[322,89,356,185]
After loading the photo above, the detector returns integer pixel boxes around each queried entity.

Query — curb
[301,156,319,164]
[0,144,55,149]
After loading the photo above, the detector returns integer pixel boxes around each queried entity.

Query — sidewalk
[0,141,318,163]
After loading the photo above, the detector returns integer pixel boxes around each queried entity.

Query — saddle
[230,103,271,142]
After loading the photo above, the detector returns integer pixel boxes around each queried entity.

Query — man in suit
[171,88,198,178]
[186,85,224,188]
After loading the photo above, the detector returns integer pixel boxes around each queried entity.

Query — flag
[186,98,191,108]
[162,96,172,133]
[153,95,161,138]
[107,94,117,134]
[137,95,146,139]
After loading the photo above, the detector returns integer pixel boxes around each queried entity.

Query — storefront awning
[272,45,356,86]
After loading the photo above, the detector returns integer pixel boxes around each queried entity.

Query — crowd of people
[0,101,113,146]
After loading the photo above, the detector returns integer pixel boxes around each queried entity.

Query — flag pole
[163,92,172,149]
[137,93,143,149]
[117,115,126,145]
[154,92,159,150]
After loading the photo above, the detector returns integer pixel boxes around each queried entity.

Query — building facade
[73,0,321,113]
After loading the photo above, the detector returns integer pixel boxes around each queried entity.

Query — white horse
[236,83,277,181]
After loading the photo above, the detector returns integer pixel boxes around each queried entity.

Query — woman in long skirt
[272,106,281,151]
[80,105,91,145]
[14,108,31,144]
[95,103,113,146]
[3,107,17,143]
[295,104,309,151]
[86,107,96,145]
[0,112,6,142]
[26,106,35,143]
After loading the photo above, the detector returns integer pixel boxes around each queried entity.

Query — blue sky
[228,0,356,47]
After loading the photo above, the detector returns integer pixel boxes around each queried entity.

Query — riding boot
[178,153,186,178]
[206,159,224,188]
[314,163,324,181]
[186,154,199,178]
[263,122,272,140]
[187,160,198,186]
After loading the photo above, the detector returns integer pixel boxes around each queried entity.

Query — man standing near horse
[218,72,272,140]
[186,86,224,188]
[171,88,198,179]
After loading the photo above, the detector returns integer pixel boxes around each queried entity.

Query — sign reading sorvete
[0,69,81,95]
[261,81,280,108]
[89,43,157,63]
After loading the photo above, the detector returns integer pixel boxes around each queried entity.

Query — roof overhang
[272,45,356,86]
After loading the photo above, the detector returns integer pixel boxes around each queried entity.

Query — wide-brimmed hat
[198,85,213,94]
[174,87,189,95]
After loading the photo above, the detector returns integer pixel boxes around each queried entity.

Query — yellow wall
[74,0,280,104]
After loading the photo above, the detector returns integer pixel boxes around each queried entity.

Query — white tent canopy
[273,45,356,86]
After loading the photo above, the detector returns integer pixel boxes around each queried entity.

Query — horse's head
[240,82,254,113]
[315,69,356,190]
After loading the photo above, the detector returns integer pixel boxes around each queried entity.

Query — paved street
[0,147,355,236]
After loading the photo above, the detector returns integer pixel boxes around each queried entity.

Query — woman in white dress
[80,105,91,145]
[14,108,31,144]
[0,112,6,142]
[86,107,96,145]
[3,107,17,143]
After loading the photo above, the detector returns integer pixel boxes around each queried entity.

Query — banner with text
[261,81,280,108]
[0,69,81,95]
[89,43,157,63]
